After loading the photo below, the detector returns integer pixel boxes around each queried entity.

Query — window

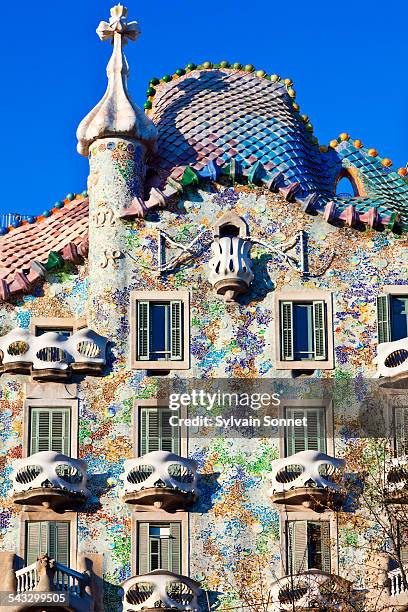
[394,405,408,455]
[285,407,326,456]
[335,176,356,198]
[131,291,190,370]
[35,327,73,338]
[29,407,71,455]
[275,291,333,370]
[286,520,330,574]
[138,523,181,574]
[378,293,408,343]
[281,301,326,361]
[30,317,86,337]
[139,407,180,456]
[398,522,408,565]
[26,521,70,566]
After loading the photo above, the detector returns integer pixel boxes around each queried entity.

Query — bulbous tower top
[76,4,157,157]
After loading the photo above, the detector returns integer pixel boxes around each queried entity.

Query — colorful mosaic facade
[0,4,408,612]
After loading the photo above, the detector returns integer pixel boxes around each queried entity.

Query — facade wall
[0,179,407,607]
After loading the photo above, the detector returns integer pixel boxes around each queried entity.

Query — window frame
[130,291,190,370]
[275,290,334,370]
[133,399,188,457]
[30,317,87,336]
[279,400,334,458]
[279,510,338,578]
[377,285,408,344]
[19,510,78,571]
[23,398,78,459]
[132,512,188,577]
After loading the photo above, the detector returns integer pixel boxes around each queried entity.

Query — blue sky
[2,0,407,214]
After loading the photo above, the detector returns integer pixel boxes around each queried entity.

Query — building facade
[0,4,408,612]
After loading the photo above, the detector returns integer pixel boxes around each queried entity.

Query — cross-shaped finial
[96,4,140,45]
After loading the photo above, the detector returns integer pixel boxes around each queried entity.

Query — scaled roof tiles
[1,66,408,301]
[0,196,88,301]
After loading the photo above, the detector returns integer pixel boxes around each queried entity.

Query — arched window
[335,173,357,198]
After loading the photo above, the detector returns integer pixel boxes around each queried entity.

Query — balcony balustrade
[121,450,198,511]
[122,570,201,612]
[374,337,408,378]
[0,327,108,380]
[268,450,345,511]
[270,570,352,611]
[10,451,90,509]
[389,566,408,602]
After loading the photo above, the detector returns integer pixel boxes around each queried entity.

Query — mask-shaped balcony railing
[386,456,408,503]
[121,451,198,511]
[0,327,108,380]
[268,450,345,511]
[270,570,352,611]
[122,570,201,612]
[389,566,408,599]
[374,337,408,379]
[10,451,90,509]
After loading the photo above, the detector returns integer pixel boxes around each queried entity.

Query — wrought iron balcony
[208,236,254,302]
[10,451,90,509]
[386,456,408,503]
[268,450,345,511]
[374,337,408,378]
[121,450,198,511]
[0,327,108,380]
[270,570,352,611]
[122,570,201,612]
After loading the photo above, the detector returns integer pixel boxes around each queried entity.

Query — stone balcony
[122,570,201,612]
[374,337,408,379]
[121,451,198,511]
[270,570,352,611]
[10,451,90,510]
[386,456,408,503]
[0,327,108,380]
[268,450,345,511]
[6,553,94,612]
[389,566,408,605]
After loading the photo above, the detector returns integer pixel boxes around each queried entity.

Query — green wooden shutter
[161,409,179,454]
[286,408,326,455]
[137,301,150,360]
[140,408,179,456]
[26,522,41,565]
[287,521,307,574]
[281,302,294,360]
[395,407,408,455]
[377,294,391,344]
[30,408,70,456]
[320,522,331,573]
[170,301,183,360]
[26,522,69,566]
[313,301,327,360]
[169,523,181,574]
[305,408,326,453]
[138,523,150,574]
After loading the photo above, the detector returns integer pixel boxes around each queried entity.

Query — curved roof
[148,65,408,227]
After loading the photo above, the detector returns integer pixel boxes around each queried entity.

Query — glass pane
[391,296,408,341]
[308,522,323,570]
[293,303,314,360]
[36,328,73,338]
[150,303,170,360]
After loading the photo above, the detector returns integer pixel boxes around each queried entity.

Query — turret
[76,4,157,343]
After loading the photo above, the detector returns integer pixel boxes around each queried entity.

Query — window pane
[308,522,323,570]
[36,328,73,338]
[391,296,408,341]
[293,303,314,360]
[150,303,170,360]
